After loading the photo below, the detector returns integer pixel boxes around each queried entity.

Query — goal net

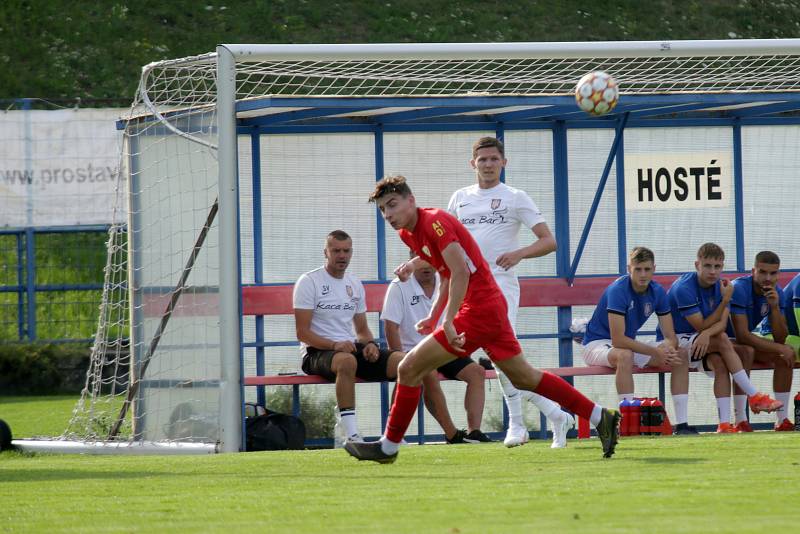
[21,40,800,453]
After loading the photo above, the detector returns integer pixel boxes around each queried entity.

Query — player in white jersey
[294,230,448,443]
[447,136,574,448]
[382,253,490,443]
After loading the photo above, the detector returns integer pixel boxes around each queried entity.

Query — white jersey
[292,266,367,349]
[447,182,545,279]
[381,275,439,352]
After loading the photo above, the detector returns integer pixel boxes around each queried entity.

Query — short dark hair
[472,136,505,158]
[369,175,413,203]
[754,250,780,266]
[327,229,351,242]
[697,243,725,261]
[629,246,655,264]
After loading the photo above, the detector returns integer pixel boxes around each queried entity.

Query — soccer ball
[574,71,619,116]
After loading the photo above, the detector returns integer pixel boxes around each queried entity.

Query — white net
[56,41,800,451]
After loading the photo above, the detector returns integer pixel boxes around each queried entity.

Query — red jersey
[399,207,499,303]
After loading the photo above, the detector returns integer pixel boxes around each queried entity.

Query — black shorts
[437,357,476,380]
[301,343,396,382]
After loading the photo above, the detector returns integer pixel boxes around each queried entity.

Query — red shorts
[432,292,522,361]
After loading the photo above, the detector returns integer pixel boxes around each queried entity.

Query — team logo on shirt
[346,285,353,298]
[644,302,653,316]
[321,285,331,296]
[432,221,445,237]
[411,295,420,305]
[421,245,431,257]
[491,199,501,210]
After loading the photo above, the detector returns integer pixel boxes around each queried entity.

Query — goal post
[15,39,800,454]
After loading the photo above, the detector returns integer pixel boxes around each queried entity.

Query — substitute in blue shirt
[582,247,687,407]
[727,251,795,431]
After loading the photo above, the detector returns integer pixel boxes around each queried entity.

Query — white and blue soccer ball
[575,71,619,116]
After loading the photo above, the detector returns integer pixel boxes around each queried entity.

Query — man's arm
[695,280,734,330]
[384,320,403,352]
[496,222,557,271]
[439,242,470,350]
[656,313,679,350]
[608,313,662,357]
[294,308,354,353]
[767,289,788,344]
[731,312,785,353]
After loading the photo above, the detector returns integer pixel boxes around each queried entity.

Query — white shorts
[677,333,715,378]
[581,339,654,368]
[494,273,520,329]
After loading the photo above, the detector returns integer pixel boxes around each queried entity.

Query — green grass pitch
[2,397,799,533]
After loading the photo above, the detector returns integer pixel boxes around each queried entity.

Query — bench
[242,272,799,442]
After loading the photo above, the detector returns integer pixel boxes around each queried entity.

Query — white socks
[498,368,563,427]
[672,394,689,425]
[775,392,791,422]
[734,395,748,424]
[339,408,358,438]
[731,370,757,397]
[590,404,603,427]
[716,397,731,424]
[380,436,400,455]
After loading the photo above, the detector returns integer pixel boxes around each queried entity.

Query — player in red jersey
[345,176,620,463]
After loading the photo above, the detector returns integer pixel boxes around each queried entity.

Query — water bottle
[651,398,665,435]
[794,392,800,432]
[629,398,641,436]
[619,399,631,437]
[639,398,652,435]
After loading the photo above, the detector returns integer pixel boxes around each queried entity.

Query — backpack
[245,410,306,451]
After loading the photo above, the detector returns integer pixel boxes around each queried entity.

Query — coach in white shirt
[293,230,405,443]
[447,136,574,449]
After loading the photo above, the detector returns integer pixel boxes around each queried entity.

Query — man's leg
[454,362,486,433]
[731,343,754,424]
[330,352,360,439]
[704,352,735,432]
[753,349,794,427]
[607,348,636,400]
[669,347,691,427]
[420,371,460,441]
[494,353,620,458]
[345,336,457,462]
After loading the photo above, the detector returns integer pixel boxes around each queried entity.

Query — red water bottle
[629,398,641,436]
[619,399,631,436]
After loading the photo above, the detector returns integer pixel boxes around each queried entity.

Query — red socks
[384,383,422,443]
[534,371,595,420]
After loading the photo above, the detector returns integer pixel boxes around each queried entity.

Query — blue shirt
[657,272,724,339]
[583,275,671,345]
[726,274,786,336]
[782,273,800,336]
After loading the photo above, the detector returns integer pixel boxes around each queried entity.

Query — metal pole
[217,45,244,453]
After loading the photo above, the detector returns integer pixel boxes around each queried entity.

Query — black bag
[245,410,306,451]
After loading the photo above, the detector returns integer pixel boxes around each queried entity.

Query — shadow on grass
[630,456,706,464]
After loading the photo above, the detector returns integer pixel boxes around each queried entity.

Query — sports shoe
[774,418,795,431]
[748,393,783,414]
[344,440,398,464]
[734,420,753,433]
[346,433,364,443]
[716,422,736,433]
[446,429,467,444]
[672,422,699,436]
[596,408,621,459]
[551,412,575,449]
[503,425,529,448]
[464,429,493,443]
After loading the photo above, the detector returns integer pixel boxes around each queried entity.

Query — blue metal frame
[238,89,800,446]
[732,121,746,271]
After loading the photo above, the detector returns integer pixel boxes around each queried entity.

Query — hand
[415,316,436,335]
[691,331,710,359]
[495,250,522,271]
[332,340,356,354]
[442,321,466,353]
[721,278,734,301]
[393,261,414,282]
[362,341,379,362]
[779,344,796,366]
[764,287,780,308]
[654,345,682,367]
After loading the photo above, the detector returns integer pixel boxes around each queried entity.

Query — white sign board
[624,151,732,211]
[0,108,125,227]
